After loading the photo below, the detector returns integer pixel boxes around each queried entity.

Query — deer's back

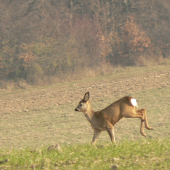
[96,96,134,125]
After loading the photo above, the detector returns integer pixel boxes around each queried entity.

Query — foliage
[0,0,170,83]
[123,16,151,53]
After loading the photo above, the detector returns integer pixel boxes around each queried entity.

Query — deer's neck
[83,102,94,122]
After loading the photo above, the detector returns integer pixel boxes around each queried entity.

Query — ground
[0,65,170,149]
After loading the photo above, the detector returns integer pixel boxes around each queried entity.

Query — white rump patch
[131,98,138,107]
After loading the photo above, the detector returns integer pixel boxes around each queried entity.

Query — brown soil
[0,69,170,114]
[0,67,170,148]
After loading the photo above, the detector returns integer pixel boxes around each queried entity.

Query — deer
[75,92,153,145]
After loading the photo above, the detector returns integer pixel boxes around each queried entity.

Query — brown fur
[75,92,153,144]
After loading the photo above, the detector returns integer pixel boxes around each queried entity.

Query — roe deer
[75,92,153,145]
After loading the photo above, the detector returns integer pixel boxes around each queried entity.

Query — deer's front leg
[91,129,101,145]
[107,128,116,143]
[105,121,116,143]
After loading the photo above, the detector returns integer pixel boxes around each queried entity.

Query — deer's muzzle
[75,108,79,111]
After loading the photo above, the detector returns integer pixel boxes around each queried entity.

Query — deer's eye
[79,103,83,107]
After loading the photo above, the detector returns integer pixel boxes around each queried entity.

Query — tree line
[0,0,170,84]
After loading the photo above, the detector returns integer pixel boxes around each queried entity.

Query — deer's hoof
[147,127,153,130]
[141,132,146,137]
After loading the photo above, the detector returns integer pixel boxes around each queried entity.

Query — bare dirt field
[0,65,170,149]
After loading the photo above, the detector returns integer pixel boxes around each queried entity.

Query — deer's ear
[84,92,90,102]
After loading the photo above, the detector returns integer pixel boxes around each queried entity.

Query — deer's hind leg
[123,109,152,137]
[136,109,153,130]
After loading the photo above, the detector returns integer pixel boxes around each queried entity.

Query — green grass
[0,139,170,170]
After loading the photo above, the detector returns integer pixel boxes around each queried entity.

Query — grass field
[0,64,170,169]
[0,140,170,169]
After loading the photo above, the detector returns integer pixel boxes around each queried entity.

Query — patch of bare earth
[0,69,170,114]
[0,67,170,149]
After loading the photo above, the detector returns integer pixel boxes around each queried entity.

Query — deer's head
[75,92,90,112]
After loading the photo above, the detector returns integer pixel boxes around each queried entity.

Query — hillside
[0,65,170,114]
[0,65,170,169]
[0,65,170,148]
